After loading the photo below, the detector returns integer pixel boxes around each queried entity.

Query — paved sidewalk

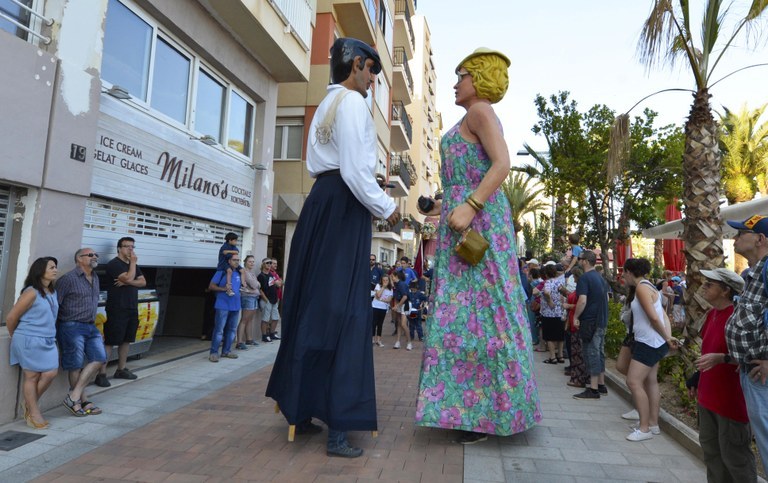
[0,332,711,482]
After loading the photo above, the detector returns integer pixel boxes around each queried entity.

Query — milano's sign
[92,100,255,227]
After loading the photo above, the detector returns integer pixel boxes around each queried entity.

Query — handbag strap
[315,90,351,144]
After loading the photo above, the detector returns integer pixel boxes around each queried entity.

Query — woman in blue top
[6,257,59,429]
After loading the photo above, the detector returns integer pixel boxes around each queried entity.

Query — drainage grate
[0,431,45,451]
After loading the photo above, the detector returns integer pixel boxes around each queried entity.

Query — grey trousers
[698,404,757,483]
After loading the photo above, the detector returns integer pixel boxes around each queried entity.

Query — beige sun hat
[700,268,745,293]
[455,47,511,72]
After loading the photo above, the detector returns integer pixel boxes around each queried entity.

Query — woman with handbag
[414,47,541,445]
[622,258,679,442]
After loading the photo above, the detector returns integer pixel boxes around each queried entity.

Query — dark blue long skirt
[265,173,376,431]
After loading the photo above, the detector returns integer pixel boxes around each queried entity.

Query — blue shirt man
[208,254,241,362]
[369,255,383,290]
[397,257,417,285]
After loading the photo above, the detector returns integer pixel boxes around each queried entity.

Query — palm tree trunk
[681,88,725,339]
[654,239,664,270]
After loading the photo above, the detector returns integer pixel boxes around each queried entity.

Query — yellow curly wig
[460,54,509,104]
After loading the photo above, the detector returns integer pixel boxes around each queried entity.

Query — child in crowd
[217,232,240,296]
[565,233,583,274]
[407,280,426,342]
[392,271,412,350]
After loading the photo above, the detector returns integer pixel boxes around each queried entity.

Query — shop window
[274,120,304,160]
[194,69,225,142]
[228,91,253,156]
[150,37,190,124]
[102,0,152,101]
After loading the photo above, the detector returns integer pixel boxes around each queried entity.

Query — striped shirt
[56,267,100,324]
[725,255,768,364]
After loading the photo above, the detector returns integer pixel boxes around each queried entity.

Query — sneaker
[236,342,248,350]
[630,423,661,435]
[94,374,111,388]
[271,333,281,340]
[598,384,608,395]
[566,381,585,388]
[406,342,413,351]
[573,388,600,400]
[222,352,239,359]
[114,368,137,380]
[456,431,488,445]
[245,340,259,346]
[377,341,384,347]
[626,429,653,442]
[327,442,363,458]
[393,341,401,349]
[209,354,219,363]
[622,409,640,420]
[262,335,272,343]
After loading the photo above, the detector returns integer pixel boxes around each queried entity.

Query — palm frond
[708,0,768,80]
[700,0,725,75]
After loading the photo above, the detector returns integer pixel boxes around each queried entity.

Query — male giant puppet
[265,38,400,458]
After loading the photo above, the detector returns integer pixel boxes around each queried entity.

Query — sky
[416,1,768,163]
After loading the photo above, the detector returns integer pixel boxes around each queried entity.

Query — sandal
[63,395,87,417]
[542,358,558,364]
[81,400,102,415]
[557,358,565,364]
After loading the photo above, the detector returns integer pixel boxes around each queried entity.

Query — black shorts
[104,308,140,346]
[631,341,669,367]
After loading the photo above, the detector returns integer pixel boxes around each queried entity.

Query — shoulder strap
[315,90,352,145]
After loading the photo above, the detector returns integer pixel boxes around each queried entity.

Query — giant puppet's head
[455,48,511,104]
[330,37,382,84]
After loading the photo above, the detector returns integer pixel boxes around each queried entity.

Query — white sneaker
[406,342,413,351]
[630,423,660,435]
[393,341,401,349]
[626,429,653,442]
[377,341,384,347]
[621,409,639,420]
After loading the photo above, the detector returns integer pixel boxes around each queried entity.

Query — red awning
[663,200,686,271]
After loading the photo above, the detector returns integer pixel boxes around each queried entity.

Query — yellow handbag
[454,228,489,265]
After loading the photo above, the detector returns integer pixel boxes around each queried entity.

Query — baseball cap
[543,261,556,266]
[727,215,768,236]
[700,268,745,293]
[527,258,539,266]
[671,276,681,282]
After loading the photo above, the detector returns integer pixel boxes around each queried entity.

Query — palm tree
[631,0,768,334]
[501,172,549,234]
[720,103,768,203]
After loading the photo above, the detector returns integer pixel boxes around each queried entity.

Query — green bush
[605,300,625,359]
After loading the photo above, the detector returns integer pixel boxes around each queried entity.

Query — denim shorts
[262,301,280,321]
[583,326,606,376]
[241,295,258,310]
[57,321,107,370]
[632,341,669,367]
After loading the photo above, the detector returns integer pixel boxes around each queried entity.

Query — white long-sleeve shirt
[306,85,396,219]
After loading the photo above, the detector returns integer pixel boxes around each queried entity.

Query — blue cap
[727,215,768,236]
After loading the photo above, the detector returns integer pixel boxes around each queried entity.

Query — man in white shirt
[266,37,400,459]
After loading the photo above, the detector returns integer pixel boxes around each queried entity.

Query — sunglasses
[79,253,99,258]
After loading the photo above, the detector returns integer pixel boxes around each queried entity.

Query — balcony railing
[268,0,313,50]
[0,0,52,44]
[391,100,412,144]
[394,0,415,50]
[393,47,414,95]
[390,153,415,188]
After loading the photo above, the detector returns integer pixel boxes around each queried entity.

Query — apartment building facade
[0,0,313,424]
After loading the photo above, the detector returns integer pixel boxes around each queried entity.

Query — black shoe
[94,374,111,387]
[598,384,608,395]
[296,419,323,435]
[271,333,281,340]
[456,431,488,445]
[262,335,272,343]
[114,368,138,380]
[573,388,600,400]
[327,442,363,458]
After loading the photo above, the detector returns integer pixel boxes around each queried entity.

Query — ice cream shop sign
[91,110,255,226]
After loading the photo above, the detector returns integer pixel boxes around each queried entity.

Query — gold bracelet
[465,198,481,212]
[466,195,484,211]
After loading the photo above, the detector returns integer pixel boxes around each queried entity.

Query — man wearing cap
[725,214,768,474]
[691,268,756,482]
[265,37,400,458]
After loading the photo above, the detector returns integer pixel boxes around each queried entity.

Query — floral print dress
[415,119,542,435]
